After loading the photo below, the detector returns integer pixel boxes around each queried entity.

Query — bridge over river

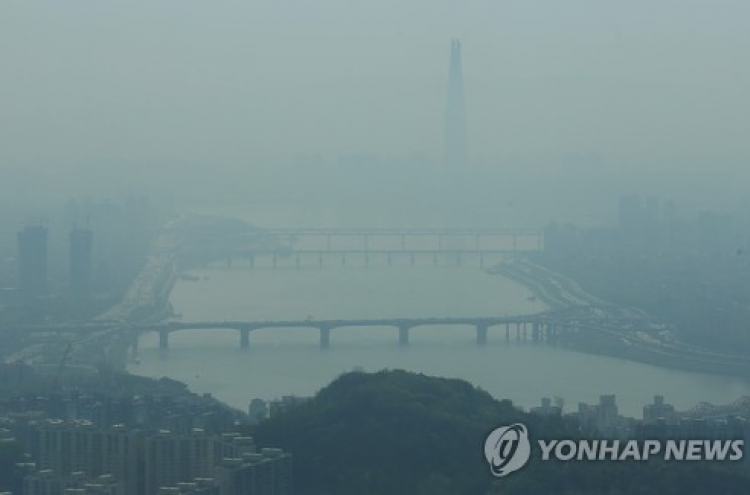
[209,227,544,268]
[130,309,646,351]
[16,308,656,355]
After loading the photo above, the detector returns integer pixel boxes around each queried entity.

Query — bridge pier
[410,254,415,267]
[131,333,139,357]
[387,253,392,266]
[320,327,331,349]
[148,314,556,352]
[159,330,169,350]
[476,324,488,346]
[398,326,409,346]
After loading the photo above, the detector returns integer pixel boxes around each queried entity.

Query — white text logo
[484,424,744,478]
[484,423,532,477]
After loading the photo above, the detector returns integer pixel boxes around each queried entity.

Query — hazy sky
[1,1,749,187]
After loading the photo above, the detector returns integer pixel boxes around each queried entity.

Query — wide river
[130,261,750,418]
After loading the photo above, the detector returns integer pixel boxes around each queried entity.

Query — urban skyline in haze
[1,2,749,174]
[1,3,750,225]
[4,4,750,494]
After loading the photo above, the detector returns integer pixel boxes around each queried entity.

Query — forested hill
[251,370,750,495]
[251,369,563,494]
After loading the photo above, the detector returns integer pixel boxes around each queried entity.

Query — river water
[129,261,750,418]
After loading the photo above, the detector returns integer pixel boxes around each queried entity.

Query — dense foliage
[252,370,750,495]
[253,369,527,494]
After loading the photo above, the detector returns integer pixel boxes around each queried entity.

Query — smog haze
[2,1,749,223]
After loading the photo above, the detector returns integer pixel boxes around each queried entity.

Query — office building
[444,39,466,169]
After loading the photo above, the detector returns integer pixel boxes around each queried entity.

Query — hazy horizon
[2,1,750,222]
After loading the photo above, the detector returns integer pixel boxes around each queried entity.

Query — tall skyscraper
[444,39,466,169]
[17,225,48,296]
[70,228,93,293]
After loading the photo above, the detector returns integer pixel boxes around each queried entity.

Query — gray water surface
[130,265,750,418]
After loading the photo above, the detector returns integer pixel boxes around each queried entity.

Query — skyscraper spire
[444,39,466,169]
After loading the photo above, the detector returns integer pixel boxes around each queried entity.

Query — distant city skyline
[2,1,750,178]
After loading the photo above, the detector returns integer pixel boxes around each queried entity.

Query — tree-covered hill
[252,369,566,495]
[252,369,750,495]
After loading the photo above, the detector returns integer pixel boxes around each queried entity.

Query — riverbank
[38,215,748,418]
[123,227,750,383]
[491,257,750,380]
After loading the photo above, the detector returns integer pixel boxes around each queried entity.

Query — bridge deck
[266,228,543,235]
